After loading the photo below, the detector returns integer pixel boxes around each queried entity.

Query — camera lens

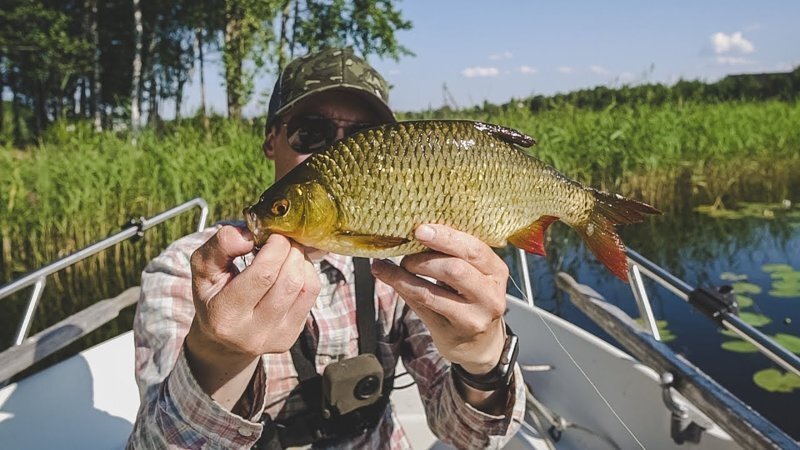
[354,375,380,400]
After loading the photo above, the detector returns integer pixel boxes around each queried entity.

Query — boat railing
[0,198,208,382]
[511,246,800,378]
[624,248,800,378]
[555,272,798,450]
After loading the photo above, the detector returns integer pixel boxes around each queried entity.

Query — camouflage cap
[266,47,394,130]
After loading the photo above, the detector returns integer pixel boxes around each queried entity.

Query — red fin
[508,216,559,256]
[581,189,661,281]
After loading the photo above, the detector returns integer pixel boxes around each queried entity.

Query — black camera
[321,354,384,417]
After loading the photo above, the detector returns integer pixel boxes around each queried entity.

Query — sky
[180,0,800,116]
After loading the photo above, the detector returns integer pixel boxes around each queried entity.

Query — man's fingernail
[415,225,435,241]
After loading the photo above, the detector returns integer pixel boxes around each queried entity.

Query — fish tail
[577,189,661,281]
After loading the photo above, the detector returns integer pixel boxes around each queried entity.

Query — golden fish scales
[245,120,659,280]
[306,121,593,256]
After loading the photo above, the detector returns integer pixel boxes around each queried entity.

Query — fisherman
[127,47,525,449]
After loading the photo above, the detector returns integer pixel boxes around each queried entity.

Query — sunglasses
[285,114,378,154]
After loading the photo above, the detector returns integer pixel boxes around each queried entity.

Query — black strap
[288,257,377,380]
[289,334,317,382]
[259,257,384,449]
[353,257,377,355]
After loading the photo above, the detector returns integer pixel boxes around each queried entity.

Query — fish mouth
[243,206,268,248]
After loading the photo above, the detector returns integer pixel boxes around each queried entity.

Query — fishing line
[507,275,646,450]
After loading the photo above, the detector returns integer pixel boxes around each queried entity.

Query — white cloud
[519,65,538,75]
[619,72,634,82]
[589,65,610,75]
[711,32,755,54]
[462,66,500,78]
[716,56,755,65]
[489,51,513,60]
[558,66,574,74]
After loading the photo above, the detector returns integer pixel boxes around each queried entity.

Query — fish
[244,120,660,281]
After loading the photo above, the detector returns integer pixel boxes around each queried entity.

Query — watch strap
[451,323,518,392]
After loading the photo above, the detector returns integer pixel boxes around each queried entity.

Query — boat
[1,199,798,449]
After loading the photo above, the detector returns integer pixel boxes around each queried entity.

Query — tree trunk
[81,77,89,118]
[195,29,209,132]
[131,0,143,131]
[89,0,102,132]
[224,2,244,120]
[0,54,4,134]
[291,0,300,58]
[11,76,22,144]
[70,81,78,118]
[142,27,156,125]
[175,77,185,121]
[277,0,292,72]
[33,82,45,136]
[147,75,158,125]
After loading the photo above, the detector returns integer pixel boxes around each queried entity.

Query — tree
[222,0,279,120]
[131,0,142,130]
[0,0,415,138]
[292,0,412,60]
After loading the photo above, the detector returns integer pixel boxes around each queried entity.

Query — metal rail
[557,272,799,450]
[625,248,800,378]
[515,248,535,307]
[0,198,209,346]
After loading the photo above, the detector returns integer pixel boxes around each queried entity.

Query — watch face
[499,330,519,380]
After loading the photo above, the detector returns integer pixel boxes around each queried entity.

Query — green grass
[1,100,799,348]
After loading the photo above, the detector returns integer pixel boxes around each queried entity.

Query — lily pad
[771,272,800,283]
[735,295,754,308]
[732,282,762,295]
[738,312,772,327]
[720,329,739,338]
[655,320,676,343]
[695,202,793,220]
[774,334,800,354]
[635,319,676,343]
[721,340,758,353]
[769,280,800,298]
[770,290,800,298]
[753,368,800,393]
[720,272,748,282]
[762,264,795,273]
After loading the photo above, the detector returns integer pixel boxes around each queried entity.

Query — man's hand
[371,224,508,377]
[184,225,321,410]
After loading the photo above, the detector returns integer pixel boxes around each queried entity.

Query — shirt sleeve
[126,226,268,449]
[399,304,525,450]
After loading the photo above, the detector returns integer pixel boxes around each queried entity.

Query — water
[504,207,800,440]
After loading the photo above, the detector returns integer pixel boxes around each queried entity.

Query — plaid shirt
[127,224,525,449]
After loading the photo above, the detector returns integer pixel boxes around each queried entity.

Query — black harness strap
[354,257,377,356]
[257,257,387,449]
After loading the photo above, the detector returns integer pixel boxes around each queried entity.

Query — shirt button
[238,427,253,437]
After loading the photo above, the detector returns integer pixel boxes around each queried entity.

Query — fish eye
[271,199,290,217]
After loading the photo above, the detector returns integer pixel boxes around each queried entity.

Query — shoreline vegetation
[1,94,799,375]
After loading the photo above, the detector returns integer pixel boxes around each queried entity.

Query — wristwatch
[451,323,519,391]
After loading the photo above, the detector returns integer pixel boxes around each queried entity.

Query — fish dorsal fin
[335,231,409,251]
[508,215,559,255]
[473,122,537,148]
